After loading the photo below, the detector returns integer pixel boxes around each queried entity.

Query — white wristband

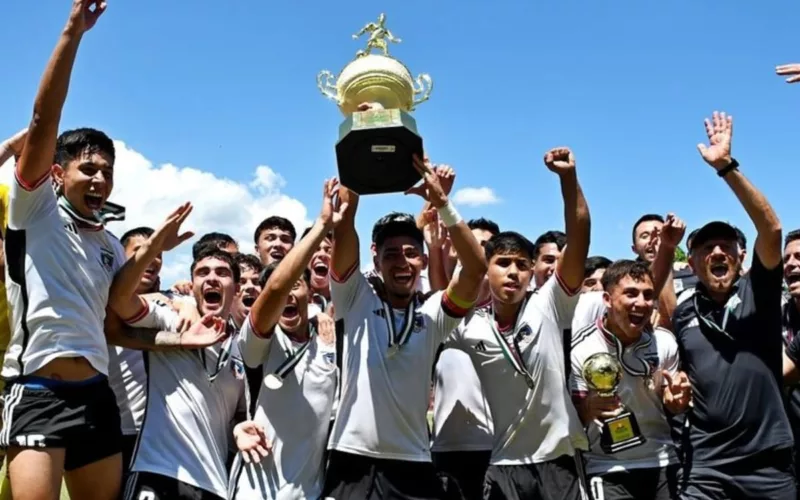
[437,201,462,227]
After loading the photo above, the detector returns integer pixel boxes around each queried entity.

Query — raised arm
[251,179,348,335]
[17,1,106,187]
[651,214,686,329]
[545,148,591,291]
[104,307,227,351]
[697,112,782,269]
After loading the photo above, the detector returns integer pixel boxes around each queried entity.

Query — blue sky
[1,1,799,281]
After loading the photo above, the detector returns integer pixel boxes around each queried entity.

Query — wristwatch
[717,158,739,178]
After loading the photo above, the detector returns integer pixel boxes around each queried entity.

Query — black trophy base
[335,108,424,195]
[600,410,647,454]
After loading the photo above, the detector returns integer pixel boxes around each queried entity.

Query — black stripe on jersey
[5,229,31,375]
[126,352,151,480]
[334,318,344,409]
[244,365,264,417]
[571,322,597,349]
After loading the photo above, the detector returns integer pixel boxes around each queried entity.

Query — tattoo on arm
[120,327,182,350]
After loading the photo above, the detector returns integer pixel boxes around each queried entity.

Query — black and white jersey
[128,302,245,499]
[570,321,680,475]
[230,316,337,499]
[108,345,147,436]
[448,274,588,465]
[329,264,465,462]
[571,292,607,337]
[3,172,126,378]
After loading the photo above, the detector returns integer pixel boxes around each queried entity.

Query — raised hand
[150,203,194,253]
[421,209,447,250]
[660,213,686,249]
[404,155,448,208]
[776,64,800,84]
[179,314,229,349]
[543,147,576,176]
[319,178,349,228]
[233,421,271,464]
[314,313,336,346]
[69,0,107,33]
[434,164,456,196]
[697,111,733,170]
[662,370,692,414]
[170,280,193,296]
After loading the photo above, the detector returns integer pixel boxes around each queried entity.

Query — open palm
[151,202,195,252]
[320,178,349,228]
[697,111,733,170]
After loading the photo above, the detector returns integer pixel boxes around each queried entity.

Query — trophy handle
[317,70,340,103]
[411,73,433,110]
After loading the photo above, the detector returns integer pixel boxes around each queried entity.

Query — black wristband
[717,158,739,178]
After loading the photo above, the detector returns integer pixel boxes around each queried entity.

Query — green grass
[0,462,71,499]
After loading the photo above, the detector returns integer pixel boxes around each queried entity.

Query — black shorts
[587,465,679,500]
[432,450,491,500]
[322,450,452,500]
[0,374,122,471]
[121,434,138,476]
[123,471,223,500]
[483,453,588,500]
[680,448,796,500]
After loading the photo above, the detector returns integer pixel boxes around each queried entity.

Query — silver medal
[265,374,284,390]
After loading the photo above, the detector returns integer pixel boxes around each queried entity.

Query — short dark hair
[372,212,424,250]
[601,259,654,292]
[120,227,154,249]
[533,230,566,259]
[734,227,747,251]
[258,261,311,289]
[785,229,800,248]
[301,226,333,242]
[254,216,296,245]
[54,128,115,167]
[191,247,240,283]
[584,255,612,279]
[467,218,500,236]
[234,253,263,275]
[485,231,534,261]
[631,214,664,243]
[192,232,237,259]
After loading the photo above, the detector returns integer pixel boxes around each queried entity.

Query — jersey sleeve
[571,292,605,338]
[530,273,581,330]
[330,263,373,320]
[8,169,57,230]
[423,290,470,344]
[127,300,180,331]
[658,329,681,381]
[237,314,275,369]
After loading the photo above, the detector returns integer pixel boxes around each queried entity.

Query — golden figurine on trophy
[582,352,647,454]
[317,13,433,194]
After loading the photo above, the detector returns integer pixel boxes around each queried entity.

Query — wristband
[717,158,739,178]
[437,201,462,227]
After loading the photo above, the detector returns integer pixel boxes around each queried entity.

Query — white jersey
[431,348,493,452]
[231,316,337,500]
[570,320,680,475]
[107,346,146,435]
[3,173,126,378]
[129,302,245,498]
[330,265,463,462]
[448,274,588,465]
[571,292,606,339]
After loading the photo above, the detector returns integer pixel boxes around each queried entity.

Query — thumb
[404,185,426,198]
[662,370,674,387]
[696,143,708,155]
[200,312,216,326]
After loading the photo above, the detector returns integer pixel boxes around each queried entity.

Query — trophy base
[599,411,647,454]
[335,108,423,195]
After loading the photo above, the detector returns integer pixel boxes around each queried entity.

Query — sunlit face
[124,235,162,294]
[256,227,294,265]
[376,236,427,299]
[604,275,655,340]
[689,237,740,299]
[237,266,261,314]
[52,150,114,219]
[784,240,800,298]
[581,268,606,293]
[192,257,239,317]
[633,220,663,263]
[533,243,560,288]
[308,238,332,293]
[488,252,532,306]
[278,277,310,333]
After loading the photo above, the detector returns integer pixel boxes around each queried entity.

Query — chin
[279,318,301,332]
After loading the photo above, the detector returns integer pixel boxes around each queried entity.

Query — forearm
[558,170,591,289]
[0,142,15,166]
[724,168,781,265]
[332,192,360,277]
[426,245,449,292]
[652,245,678,327]
[107,325,184,351]
[109,244,160,316]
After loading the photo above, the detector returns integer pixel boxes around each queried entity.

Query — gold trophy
[317,13,433,194]
[582,353,646,454]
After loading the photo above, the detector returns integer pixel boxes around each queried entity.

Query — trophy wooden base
[335,108,424,195]
[600,410,647,454]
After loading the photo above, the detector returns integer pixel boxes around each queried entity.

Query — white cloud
[451,186,501,207]
[0,140,311,285]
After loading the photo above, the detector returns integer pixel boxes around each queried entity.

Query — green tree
[674,246,688,263]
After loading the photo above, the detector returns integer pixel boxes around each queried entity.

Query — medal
[489,294,536,391]
[265,374,284,390]
[382,298,417,358]
[265,325,316,391]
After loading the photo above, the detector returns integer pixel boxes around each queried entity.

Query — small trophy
[317,14,433,195]
[582,352,646,454]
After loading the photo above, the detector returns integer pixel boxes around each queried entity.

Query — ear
[602,290,612,309]
[51,163,65,191]
[421,252,429,271]
[370,242,378,257]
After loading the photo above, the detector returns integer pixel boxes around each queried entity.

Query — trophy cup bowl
[582,352,647,454]
[317,15,433,195]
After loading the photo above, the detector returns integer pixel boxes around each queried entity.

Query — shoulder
[571,321,599,351]
[652,327,679,350]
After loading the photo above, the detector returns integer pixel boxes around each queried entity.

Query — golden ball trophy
[317,14,433,194]
[582,352,647,454]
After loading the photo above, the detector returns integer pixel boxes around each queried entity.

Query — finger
[662,370,674,387]
[241,451,251,464]
[697,143,708,156]
[256,444,271,457]
[337,201,349,215]
[787,75,800,83]
[404,185,426,197]
[248,449,262,464]
[776,64,800,74]
[703,118,713,139]
[726,114,733,137]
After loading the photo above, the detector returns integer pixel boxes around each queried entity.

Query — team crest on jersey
[99,248,115,272]
[231,357,245,379]
[642,351,660,370]
[322,352,336,365]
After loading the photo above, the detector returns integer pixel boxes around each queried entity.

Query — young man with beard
[448,147,591,500]
[672,112,794,499]
[571,260,691,500]
[254,216,296,266]
[322,152,487,499]
[300,225,333,314]
[231,253,263,329]
[228,178,343,499]
[114,245,245,500]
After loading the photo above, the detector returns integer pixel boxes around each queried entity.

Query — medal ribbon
[382,296,417,353]
[489,295,535,389]
[198,318,236,383]
[692,293,733,340]
[605,322,653,379]
[57,194,126,228]
[270,323,317,382]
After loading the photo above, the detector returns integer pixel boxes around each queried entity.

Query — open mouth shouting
[269,248,287,262]
[628,310,647,328]
[787,269,800,290]
[241,295,257,308]
[85,192,104,211]
[311,260,329,281]
[710,262,729,279]
[203,287,224,312]
[393,270,414,287]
